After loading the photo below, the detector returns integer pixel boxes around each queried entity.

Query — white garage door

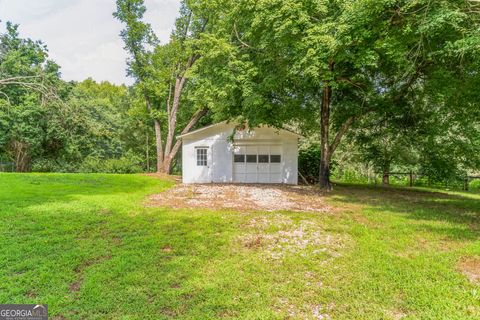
[233,145,282,183]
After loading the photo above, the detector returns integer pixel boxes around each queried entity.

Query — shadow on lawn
[324,183,480,240]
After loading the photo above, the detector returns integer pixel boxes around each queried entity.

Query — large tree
[0,23,63,171]
[197,0,480,189]
[114,0,212,173]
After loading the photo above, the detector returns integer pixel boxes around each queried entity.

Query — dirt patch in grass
[216,310,239,318]
[387,308,407,320]
[457,256,480,284]
[159,307,177,317]
[69,255,111,293]
[161,245,173,253]
[240,215,348,261]
[148,184,332,213]
[276,298,335,319]
[144,173,180,183]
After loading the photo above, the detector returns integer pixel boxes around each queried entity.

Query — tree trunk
[319,63,334,190]
[145,97,164,173]
[154,119,164,173]
[319,156,331,190]
[161,107,208,174]
[164,77,186,158]
[160,55,200,174]
[146,129,150,173]
[317,69,358,190]
[12,140,30,172]
[382,164,390,186]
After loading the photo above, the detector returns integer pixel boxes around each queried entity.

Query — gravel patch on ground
[240,215,347,261]
[147,184,331,213]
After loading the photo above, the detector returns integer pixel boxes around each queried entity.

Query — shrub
[79,153,143,174]
[104,156,143,174]
[31,159,78,173]
[470,179,480,192]
[298,144,321,183]
[337,169,370,184]
[31,159,55,172]
[79,157,103,173]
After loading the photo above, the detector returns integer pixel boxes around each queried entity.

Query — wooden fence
[0,162,15,172]
[374,171,480,191]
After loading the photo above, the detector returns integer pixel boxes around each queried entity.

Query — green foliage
[31,159,75,173]
[333,169,371,185]
[79,153,143,174]
[470,180,480,192]
[0,23,64,171]
[0,75,144,172]
[113,0,157,80]
[31,153,144,174]
[3,1,480,181]
[196,0,480,185]
[0,20,151,173]
[298,143,321,183]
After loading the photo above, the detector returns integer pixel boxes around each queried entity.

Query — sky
[0,0,181,85]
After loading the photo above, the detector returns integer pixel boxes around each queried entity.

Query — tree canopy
[0,1,478,189]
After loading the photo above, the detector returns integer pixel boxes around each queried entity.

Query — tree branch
[169,107,209,159]
[0,90,11,104]
[329,116,355,158]
[0,76,65,105]
[233,22,253,49]
[0,75,41,85]
[337,77,366,91]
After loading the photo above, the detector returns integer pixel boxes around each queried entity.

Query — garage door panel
[258,173,270,183]
[258,163,269,173]
[234,163,246,174]
[234,173,246,183]
[269,163,282,173]
[270,173,282,183]
[245,173,257,183]
[233,144,283,184]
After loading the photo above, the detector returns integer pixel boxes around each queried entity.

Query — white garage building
[179,122,300,184]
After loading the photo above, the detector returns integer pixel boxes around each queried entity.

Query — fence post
[464,177,469,191]
[409,171,413,187]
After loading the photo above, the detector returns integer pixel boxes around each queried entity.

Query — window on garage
[235,153,282,163]
[196,148,208,166]
[234,154,245,163]
[270,155,281,163]
[258,155,269,163]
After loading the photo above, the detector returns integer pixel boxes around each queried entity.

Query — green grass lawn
[0,173,479,319]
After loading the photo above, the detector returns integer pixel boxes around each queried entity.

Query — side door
[194,146,211,183]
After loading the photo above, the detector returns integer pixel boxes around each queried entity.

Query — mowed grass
[0,173,479,319]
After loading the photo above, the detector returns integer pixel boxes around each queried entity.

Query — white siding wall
[181,124,299,184]
[282,140,299,184]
